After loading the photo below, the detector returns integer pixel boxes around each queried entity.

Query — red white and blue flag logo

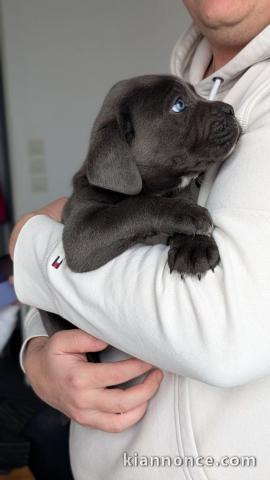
[52,256,63,269]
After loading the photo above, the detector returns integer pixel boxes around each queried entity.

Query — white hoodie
[15,24,270,479]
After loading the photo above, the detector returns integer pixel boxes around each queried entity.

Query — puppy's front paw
[168,234,220,278]
[172,203,214,237]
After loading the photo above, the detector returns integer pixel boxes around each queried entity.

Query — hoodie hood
[170,23,270,97]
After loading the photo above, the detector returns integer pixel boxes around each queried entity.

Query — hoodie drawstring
[208,77,223,100]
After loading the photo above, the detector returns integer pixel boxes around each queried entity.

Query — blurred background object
[0,467,34,480]
[0,1,190,478]
[0,305,19,353]
[0,0,189,219]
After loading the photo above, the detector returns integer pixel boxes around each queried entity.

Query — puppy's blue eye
[171,98,186,113]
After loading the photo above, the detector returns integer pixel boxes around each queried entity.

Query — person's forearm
[12,122,270,387]
[12,205,270,388]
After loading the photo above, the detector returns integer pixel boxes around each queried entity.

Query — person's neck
[204,44,242,78]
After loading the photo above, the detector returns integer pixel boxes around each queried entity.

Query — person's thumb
[52,329,108,354]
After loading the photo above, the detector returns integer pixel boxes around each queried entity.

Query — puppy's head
[85,75,240,195]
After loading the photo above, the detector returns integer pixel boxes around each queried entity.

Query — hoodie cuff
[14,214,63,313]
[20,307,48,373]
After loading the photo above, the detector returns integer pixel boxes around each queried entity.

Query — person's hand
[24,329,163,432]
[9,197,68,260]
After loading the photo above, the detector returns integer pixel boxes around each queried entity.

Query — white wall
[0,0,190,218]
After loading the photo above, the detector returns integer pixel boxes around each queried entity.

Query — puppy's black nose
[221,103,234,116]
[211,101,234,116]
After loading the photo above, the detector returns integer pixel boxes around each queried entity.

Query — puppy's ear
[86,111,142,195]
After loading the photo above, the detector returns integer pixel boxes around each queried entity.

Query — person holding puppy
[9,0,270,478]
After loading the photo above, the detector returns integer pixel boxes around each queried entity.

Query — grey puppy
[42,74,240,337]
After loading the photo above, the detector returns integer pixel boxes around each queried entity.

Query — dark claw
[197,273,201,280]
[181,273,185,280]
[211,267,215,273]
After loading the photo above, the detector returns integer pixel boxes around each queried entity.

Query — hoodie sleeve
[19,307,49,373]
[14,104,270,388]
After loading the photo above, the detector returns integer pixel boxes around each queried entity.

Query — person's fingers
[9,197,69,259]
[74,402,149,433]
[79,357,154,388]
[36,197,68,222]
[85,369,163,414]
[51,329,108,354]
[9,213,36,259]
